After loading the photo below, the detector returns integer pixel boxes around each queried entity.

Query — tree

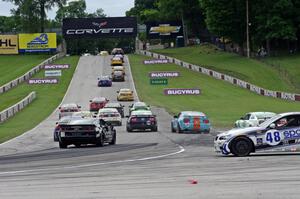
[200,0,246,53]
[4,0,66,32]
[252,0,297,53]
[55,0,87,23]
[159,0,205,37]
[86,8,106,18]
[126,0,158,23]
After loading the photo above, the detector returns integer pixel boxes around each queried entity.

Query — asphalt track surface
[0,55,300,199]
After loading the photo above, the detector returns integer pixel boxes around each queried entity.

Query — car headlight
[60,132,65,137]
[218,134,232,141]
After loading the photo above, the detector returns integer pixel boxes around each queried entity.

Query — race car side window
[285,115,300,127]
[243,114,251,120]
[250,114,256,120]
[275,115,300,128]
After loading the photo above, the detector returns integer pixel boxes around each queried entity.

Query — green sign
[150,78,168,85]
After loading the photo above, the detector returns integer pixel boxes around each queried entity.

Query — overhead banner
[63,17,137,39]
[19,33,57,53]
[146,21,183,39]
[0,35,18,54]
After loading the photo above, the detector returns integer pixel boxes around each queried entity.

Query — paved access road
[0,55,299,199]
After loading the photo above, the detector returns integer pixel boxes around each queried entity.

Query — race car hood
[218,126,264,137]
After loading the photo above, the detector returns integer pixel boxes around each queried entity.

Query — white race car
[234,112,276,128]
[97,108,122,126]
[215,112,300,156]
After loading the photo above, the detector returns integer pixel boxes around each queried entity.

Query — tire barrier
[137,50,300,102]
[0,91,36,123]
[0,53,65,94]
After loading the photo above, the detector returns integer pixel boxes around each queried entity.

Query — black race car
[126,110,157,132]
[57,118,116,148]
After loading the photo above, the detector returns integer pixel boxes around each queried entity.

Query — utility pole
[246,0,250,58]
[181,12,188,46]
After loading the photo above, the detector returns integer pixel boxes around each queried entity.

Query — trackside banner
[0,35,18,54]
[146,21,183,39]
[19,33,57,53]
[164,88,201,95]
[63,17,137,39]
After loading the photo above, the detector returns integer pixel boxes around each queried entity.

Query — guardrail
[137,50,300,102]
[0,91,36,123]
[0,53,65,94]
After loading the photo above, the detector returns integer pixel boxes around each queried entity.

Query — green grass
[129,54,300,128]
[0,55,50,87]
[264,53,300,92]
[152,45,299,93]
[0,56,79,143]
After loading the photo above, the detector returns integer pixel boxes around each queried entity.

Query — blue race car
[98,76,112,87]
[171,111,210,133]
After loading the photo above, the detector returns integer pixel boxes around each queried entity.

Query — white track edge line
[0,145,185,175]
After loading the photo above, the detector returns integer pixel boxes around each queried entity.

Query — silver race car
[215,112,300,156]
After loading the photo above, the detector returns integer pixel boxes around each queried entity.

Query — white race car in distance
[234,112,276,128]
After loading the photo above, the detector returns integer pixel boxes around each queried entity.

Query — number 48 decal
[265,131,281,146]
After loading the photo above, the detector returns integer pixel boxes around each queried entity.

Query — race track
[0,55,300,199]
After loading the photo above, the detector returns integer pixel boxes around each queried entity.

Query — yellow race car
[111,57,123,66]
[117,88,134,101]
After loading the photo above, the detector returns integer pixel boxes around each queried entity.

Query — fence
[137,50,300,102]
[0,91,36,123]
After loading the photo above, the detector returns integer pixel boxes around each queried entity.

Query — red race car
[89,97,109,112]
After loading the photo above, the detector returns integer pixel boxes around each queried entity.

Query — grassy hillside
[0,55,50,87]
[152,45,299,93]
[264,54,300,92]
[0,56,79,143]
[129,54,300,128]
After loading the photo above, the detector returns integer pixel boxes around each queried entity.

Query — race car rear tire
[230,137,253,157]
[74,144,81,148]
[59,141,67,149]
[152,126,158,132]
[171,124,176,133]
[126,126,132,132]
[96,134,105,147]
[109,132,116,145]
[177,123,183,134]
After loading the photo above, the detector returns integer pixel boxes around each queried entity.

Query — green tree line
[126,0,300,54]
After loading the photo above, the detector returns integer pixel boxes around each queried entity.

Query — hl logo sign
[0,39,17,47]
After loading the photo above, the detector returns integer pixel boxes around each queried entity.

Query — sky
[0,0,134,19]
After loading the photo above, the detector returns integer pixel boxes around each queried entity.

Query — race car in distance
[113,54,124,62]
[171,111,210,133]
[54,115,82,142]
[111,48,124,55]
[104,102,125,118]
[129,102,150,115]
[72,111,95,118]
[111,71,125,82]
[111,57,123,66]
[235,112,276,128]
[117,88,134,101]
[112,65,125,75]
[58,103,81,119]
[97,108,122,126]
[89,97,109,112]
[126,110,157,132]
[98,76,112,87]
[57,118,116,148]
[99,51,109,56]
[214,112,300,157]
